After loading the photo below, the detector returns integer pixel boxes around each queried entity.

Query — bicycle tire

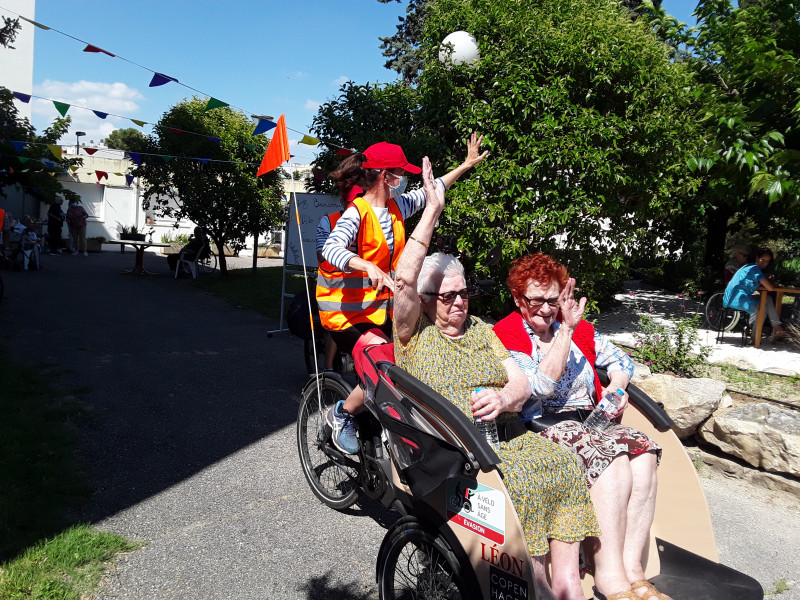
[378,522,468,600]
[296,376,360,510]
[704,292,739,332]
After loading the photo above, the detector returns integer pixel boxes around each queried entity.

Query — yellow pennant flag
[48,145,62,160]
[299,135,320,146]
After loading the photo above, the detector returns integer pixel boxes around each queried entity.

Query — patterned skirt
[498,433,600,556]
[539,419,662,488]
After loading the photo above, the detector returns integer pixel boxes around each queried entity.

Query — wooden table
[753,286,800,348]
[107,240,171,275]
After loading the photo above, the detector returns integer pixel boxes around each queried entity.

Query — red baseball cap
[362,142,421,174]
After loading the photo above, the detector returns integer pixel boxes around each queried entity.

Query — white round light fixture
[439,31,480,66]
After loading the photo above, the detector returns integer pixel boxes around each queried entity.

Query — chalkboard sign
[284,193,342,268]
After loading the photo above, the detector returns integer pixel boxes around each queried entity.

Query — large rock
[699,402,800,478]
[631,361,652,384]
[634,373,726,439]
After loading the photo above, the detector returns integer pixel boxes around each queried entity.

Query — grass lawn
[0,349,137,599]
[193,265,309,319]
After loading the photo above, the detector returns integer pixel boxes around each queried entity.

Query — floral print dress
[394,313,600,556]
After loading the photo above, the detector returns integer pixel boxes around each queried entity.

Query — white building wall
[0,0,35,122]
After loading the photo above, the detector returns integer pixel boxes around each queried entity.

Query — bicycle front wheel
[296,376,359,510]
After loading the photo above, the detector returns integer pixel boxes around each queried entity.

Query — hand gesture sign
[463,132,488,169]
[558,277,587,331]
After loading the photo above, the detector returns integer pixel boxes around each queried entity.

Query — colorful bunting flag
[251,119,277,136]
[207,136,221,144]
[149,72,179,87]
[83,44,115,57]
[48,145,63,160]
[93,110,109,119]
[125,175,134,186]
[83,148,98,155]
[203,98,229,112]
[18,157,29,164]
[95,170,108,181]
[11,141,27,153]
[13,92,31,103]
[257,114,290,177]
[336,148,354,157]
[160,156,174,163]
[20,16,50,30]
[53,101,70,117]
[127,152,142,165]
[130,119,147,127]
[299,135,320,146]
[167,128,185,135]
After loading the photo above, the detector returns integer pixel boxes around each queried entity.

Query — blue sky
[5,0,699,163]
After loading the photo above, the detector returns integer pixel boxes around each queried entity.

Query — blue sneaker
[326,400,358,454]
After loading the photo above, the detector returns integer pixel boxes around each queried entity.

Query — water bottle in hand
[473,387,500,450]
[584,388,624,432]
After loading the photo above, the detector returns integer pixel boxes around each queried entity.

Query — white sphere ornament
[438,31,480,66]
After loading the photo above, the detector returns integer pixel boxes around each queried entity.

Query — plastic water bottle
[583,388,625,432]
[473,387,500,450]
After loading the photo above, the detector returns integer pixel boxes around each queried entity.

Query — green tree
[644,0,800,276]
[131,98,285,275]
[103,127,145,151]
[0,15,20,48]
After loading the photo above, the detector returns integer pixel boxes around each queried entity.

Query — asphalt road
[1,249,797,599]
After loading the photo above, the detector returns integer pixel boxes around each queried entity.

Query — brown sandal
[630,580,673,600]
[592,586,641,600]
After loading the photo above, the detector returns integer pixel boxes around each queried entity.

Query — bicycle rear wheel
[704,292,740,332]
[296,376,359,510]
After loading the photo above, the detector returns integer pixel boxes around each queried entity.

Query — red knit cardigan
[492,311,603,406]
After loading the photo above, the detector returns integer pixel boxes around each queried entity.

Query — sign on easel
[268,192,341,336]
[284,193,343,268]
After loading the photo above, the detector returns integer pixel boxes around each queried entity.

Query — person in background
[319,134,486,454]
[167,226,209,274]
[66,200,90,256]
[723,247,790,342]
[723,244,753,284]
[47,197,66,255]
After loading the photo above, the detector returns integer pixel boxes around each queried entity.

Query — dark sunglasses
[521,295,560,311]
[426,288,470,304]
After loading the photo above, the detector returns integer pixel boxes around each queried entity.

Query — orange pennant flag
[256,114,290,176]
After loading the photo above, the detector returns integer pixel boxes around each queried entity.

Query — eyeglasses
[426,288,470,304]
[521,295,560,311]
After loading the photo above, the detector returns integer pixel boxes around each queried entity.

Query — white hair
[418,252,465,295]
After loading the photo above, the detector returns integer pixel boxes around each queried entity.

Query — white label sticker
[446,477,505,545]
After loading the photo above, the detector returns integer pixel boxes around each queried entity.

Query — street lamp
[75,131,86,155]
[251,114,274,123]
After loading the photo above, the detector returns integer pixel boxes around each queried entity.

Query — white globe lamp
[439,31,480,66]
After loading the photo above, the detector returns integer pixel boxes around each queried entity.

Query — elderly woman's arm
[471,357,532,422]
[393,156,444,346]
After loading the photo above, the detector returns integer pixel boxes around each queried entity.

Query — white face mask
[387,173,408,198]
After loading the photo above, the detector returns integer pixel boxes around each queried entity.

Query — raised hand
[558,278,587,330]
[422,156,444,217]
[464,132,488,169]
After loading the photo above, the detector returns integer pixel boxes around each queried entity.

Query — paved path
[0,250,797,599]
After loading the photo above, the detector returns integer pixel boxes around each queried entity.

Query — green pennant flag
[18,157,30,163]
[160,155,174,163]
[53,101,70,117]
[203,97,229,112]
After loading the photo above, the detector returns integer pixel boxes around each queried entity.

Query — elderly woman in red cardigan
[493,254,667,600]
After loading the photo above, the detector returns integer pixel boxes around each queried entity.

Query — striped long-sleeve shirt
[321,179,445,272]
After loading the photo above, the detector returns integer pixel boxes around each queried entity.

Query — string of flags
[2,5,358,177]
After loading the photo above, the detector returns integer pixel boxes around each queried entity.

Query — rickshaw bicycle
[296,279,764,600]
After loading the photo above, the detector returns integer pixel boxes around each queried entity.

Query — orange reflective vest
[316,197,406,331]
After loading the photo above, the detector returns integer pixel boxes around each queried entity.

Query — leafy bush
[632,313,710,376]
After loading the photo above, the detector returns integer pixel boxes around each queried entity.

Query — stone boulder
[634,373,726,439]
[699,402,800,478]
[631,361,652,384]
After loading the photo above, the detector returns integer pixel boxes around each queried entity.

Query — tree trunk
[213,236,228,275]
[252,231,258,273]
[704,202,732,282]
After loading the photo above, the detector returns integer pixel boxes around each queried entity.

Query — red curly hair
[506,253,569,298]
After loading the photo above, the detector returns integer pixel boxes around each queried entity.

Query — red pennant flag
[83,148,98,155]
[256,114,290,176]
[95,170,108,181]
[83,44,115,57]
[167,128,185,135]
[335,148,354,157]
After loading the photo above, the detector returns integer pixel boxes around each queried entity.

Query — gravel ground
[1,251,797,599]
